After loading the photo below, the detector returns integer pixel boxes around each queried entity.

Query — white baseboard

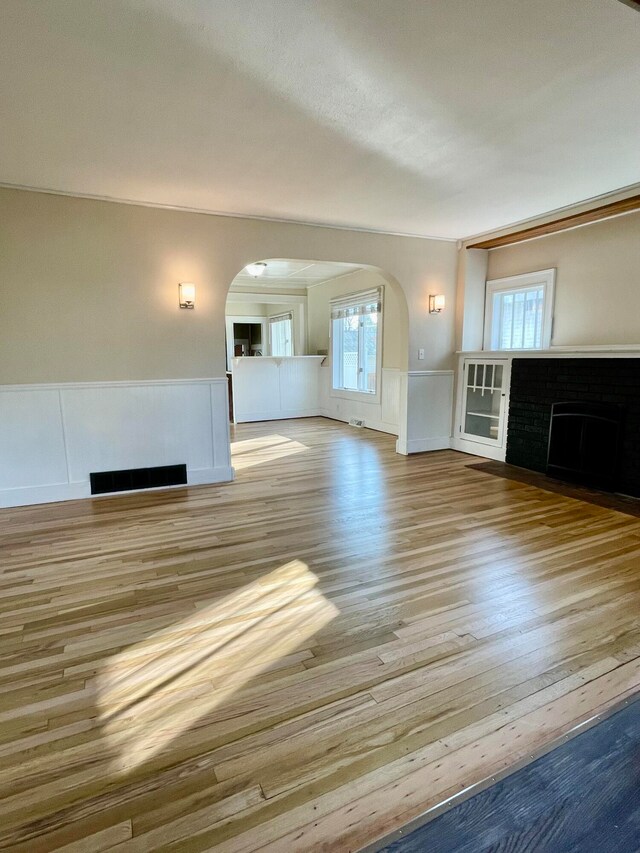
[235,408,321,423]
[188,466,235,485]
[397,436,452,455]
[0,482,89,509]
[0,466,236,509]
[319,410,399,437]
[452,437,506,461]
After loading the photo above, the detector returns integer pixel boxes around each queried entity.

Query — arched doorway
[225,258,409,445]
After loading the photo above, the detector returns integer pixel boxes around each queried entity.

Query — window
[269,312,293,356]
[484,269,555,351]
[330,288,382,395]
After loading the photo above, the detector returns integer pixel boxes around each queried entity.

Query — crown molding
[0,181,457,243]
[462,182,640,248]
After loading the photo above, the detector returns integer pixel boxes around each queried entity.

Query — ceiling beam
[466,194,640,250]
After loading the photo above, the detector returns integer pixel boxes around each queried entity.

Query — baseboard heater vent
[90,464,187,495]
[349,418,365,428]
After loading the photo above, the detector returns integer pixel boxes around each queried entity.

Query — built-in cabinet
[454,356,510,460]
[453,348,640,465]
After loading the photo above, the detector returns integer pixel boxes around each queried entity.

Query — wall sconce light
[429,294,445,314]
[178,282,196,309]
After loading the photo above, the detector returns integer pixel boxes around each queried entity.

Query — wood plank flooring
[0,417,639,852]
[378,695,640,852]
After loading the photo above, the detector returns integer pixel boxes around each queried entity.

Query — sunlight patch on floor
[231,434,308,471]
[97,560,337,774]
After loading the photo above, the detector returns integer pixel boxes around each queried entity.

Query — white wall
[485,212,640,348]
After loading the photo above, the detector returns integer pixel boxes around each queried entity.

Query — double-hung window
[484,269,555,351]
[330,288,382,395]
[269,312,293,356]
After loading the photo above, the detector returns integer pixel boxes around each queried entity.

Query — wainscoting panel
[232,356,324,422]
[381,368,402,432]
[0,388,68,490]
[398,370,454,454]
[0,379,233,507]
[279,357,322,415]
[62,383,214,480]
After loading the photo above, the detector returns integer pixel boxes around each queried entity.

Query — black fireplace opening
[547,401,624,490]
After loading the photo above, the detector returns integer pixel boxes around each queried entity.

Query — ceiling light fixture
[245,262,267,278]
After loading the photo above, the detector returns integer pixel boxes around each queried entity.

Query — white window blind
[269,312,293,357]
[330,288,382,320]
[330,288,382,395]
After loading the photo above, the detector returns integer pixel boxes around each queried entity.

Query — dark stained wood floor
[378,695,640,853]
[0,417,639,852]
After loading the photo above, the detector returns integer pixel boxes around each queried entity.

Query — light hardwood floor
[1,417,639,852]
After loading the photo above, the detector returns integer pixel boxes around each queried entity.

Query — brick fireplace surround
[506,358,640,498]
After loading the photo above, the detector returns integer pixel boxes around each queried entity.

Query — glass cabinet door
[461,360,508,446]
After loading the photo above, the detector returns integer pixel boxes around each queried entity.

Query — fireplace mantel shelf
[457,346,640,358]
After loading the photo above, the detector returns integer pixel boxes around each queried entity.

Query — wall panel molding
[397,371,454,455]
[0,378,232,507]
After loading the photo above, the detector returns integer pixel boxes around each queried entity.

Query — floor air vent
[90,464,187,495]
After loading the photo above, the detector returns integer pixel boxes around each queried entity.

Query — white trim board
[0,377,228,392]
[484,268,556,351]
[407,370,455,376]
[457,348,640,358]
[226,291,308,304]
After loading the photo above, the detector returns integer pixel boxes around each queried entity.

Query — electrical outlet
[418,348,425,360]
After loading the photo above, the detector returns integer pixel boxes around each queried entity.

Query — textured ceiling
[1,0,639,238]
[230,260,361,290]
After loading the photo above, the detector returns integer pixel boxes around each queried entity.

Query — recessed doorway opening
[225,258,408,443]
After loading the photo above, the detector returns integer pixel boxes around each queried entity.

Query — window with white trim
[268,312,293,356]
[331,288,382,395]
[484,269,555,351]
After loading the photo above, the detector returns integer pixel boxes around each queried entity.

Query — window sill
[330,387,380,405]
